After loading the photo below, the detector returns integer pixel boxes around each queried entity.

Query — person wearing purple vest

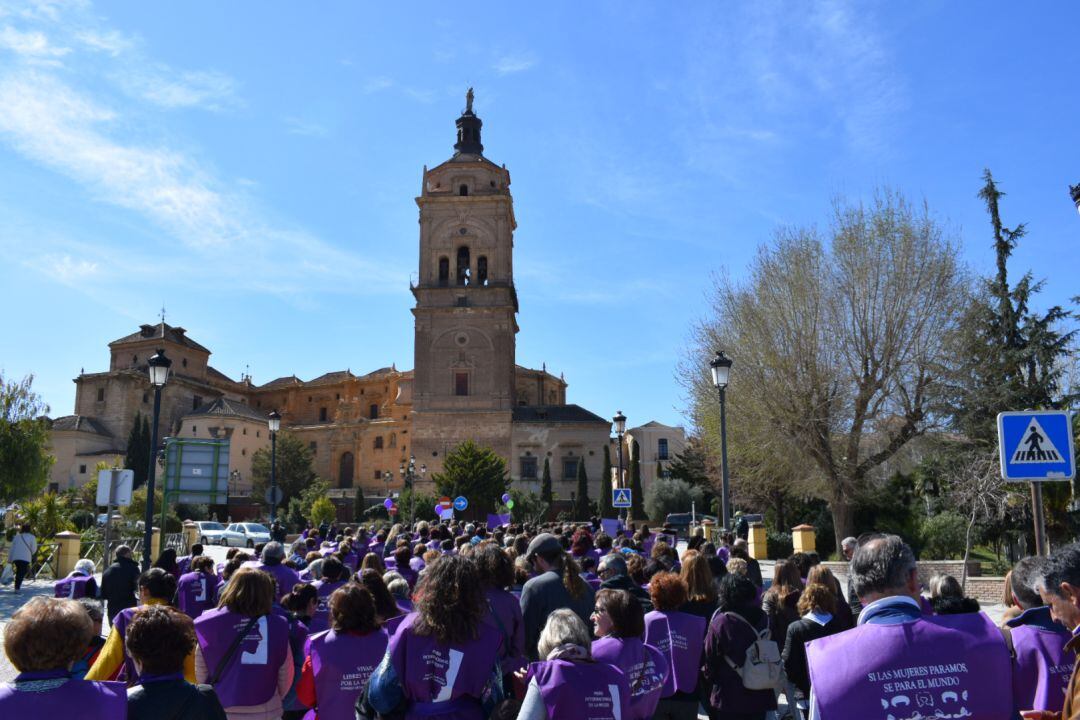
[473,543,528,690]
[1025,541,1080,719]
[178,556,221,619]
[393,546,419,588]
[296,584,388,719]
[591,588,669,720]
[368,555,503,720]
[177,543,205,577]
[1007,556,1076,716]
[0,597,126,718]
[645,573,706,720]
[55,558,99,599]
[517,608,631,720]
[247,541,301,601]
[87,567,195,684]
[309,557,350,635]
[805,534,1014,720]
[194,567,294,719]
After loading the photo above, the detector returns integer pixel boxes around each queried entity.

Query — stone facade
[626,421,688,486]
[47,94,614,510]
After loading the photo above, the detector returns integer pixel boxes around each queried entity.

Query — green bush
[919,512,968,560]
[767,531,793,559]
[71,509,96,531]
[644,477,707,525]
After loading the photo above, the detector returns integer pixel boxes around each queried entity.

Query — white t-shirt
[9,533,37,563]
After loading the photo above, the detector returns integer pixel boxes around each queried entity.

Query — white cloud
[122,67,237,110]
[29,253,100,284]
[493,53,536,76]
[0,24,69,59]
[284,116,328,137]
[363,76,393,93]
[75,28,133,56]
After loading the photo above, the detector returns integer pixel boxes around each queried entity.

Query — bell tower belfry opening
[410,90,518,474]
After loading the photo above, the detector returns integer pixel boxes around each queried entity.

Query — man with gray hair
[840,536,862,620]
[805,534,1013,719]
[1029,541,1080,719]
[598,552,652,613]
[245,540,299,600]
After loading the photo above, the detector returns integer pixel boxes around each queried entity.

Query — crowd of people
[2,517,1080,720]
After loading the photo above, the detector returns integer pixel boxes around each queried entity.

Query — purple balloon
[501,493,511,504]
[383,498,393,509]
[434,504,444,516]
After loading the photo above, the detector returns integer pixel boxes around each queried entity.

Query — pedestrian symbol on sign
[612,488,632,508]
[1011,418,1064,463]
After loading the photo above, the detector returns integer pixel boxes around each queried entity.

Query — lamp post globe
[142,348,172,571]
[268,410,281,523]
[1070,184,1080,217]
[710,350,734,530]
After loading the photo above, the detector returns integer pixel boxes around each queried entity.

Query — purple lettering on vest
[195,607,290,707]
[309,580,347,635]
[591,636,669,720]
[54,574,93,599]
[387,612,502,719]
[306,628,388,720]
[807,610,1014,720]
[527,658,631,720]
[643,610,705,697]
[0,671,126,718]
[1012,622,1076,713]
[177,571,218,619]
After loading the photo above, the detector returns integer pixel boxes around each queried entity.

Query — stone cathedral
[48,92,613,511]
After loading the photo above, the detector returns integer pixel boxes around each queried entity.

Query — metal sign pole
[102,468,118,568]
[1031,482,1048,557]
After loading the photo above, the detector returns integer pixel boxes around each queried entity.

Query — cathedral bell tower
[410,90,518,478]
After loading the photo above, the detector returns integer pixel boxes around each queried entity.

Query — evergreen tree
[251,432,317,508]
[125,412,151,489]
[0,373,52,502]
[952,170,1077,443]
[629,440,645,520]
[432,440,509,515]
[574,457,590,519]
[600,444,614,517]
[668,440,711,487]
[655,460,664,480]
[540,458,553,505]
[353,486,364,522]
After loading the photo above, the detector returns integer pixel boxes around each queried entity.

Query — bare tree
[947,450,1008,588]
[683,190,967,550]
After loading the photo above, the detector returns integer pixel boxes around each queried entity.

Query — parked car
[220,522,272,548]
[193,520,228,545]
[664,512,718,538]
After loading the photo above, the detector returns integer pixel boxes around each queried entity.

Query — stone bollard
[748,522,768,560]
[151,527,162,561]
[792,524,816,554]
[183,521,199,551]
[55,531,81,578]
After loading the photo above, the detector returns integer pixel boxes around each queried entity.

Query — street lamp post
[399,455,425,525]
[710,350,733,530]
[613,411,627,524]
[383,470,392,500]
[268,410,281,523]
[142,348,172,571]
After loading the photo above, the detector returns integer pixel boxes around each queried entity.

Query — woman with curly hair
[781,579,843,709]
[368,555,503,720]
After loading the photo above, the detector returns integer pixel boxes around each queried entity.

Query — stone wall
[821,559,982,586]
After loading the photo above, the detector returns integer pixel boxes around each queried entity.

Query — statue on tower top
[465,87,474,114]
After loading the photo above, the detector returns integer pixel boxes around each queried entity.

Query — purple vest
[178,555,193,576]
[111,605,143,681]
[310,580,347,635]
[1012,622,1075,712]
[591,636,668,720]
[387,612,502,720]
[398,566,419,589]
[807,610,1013,719]
[177,571,218,619]
[195,607,290,707]
[0,670,126,718]
[527,658,631,720]
[250,561,301,600]
[304,628,389,720]
[54,573,94,599]
[643,610,705,696]
[484,587,526,675]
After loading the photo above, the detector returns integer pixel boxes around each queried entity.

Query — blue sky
[1,1,1078,432]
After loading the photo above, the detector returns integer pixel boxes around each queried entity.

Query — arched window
[456,246,470,286]
[438,257,449,287]
[339,452,354,489]
[477,255,488,286]
[459,184,468,196]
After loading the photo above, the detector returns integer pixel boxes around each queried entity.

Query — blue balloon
[383,498,393,509]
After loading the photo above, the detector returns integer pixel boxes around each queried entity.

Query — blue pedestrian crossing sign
[612,488,632,508]
[997,411,1075,482]
[453,495,468,511]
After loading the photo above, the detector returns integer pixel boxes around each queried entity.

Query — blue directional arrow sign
[453,495,468,511]
[612,488,632,508]
[997,411,1075,482]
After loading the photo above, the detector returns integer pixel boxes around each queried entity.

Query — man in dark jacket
[598,553,653,613]
[99,545,139,622]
